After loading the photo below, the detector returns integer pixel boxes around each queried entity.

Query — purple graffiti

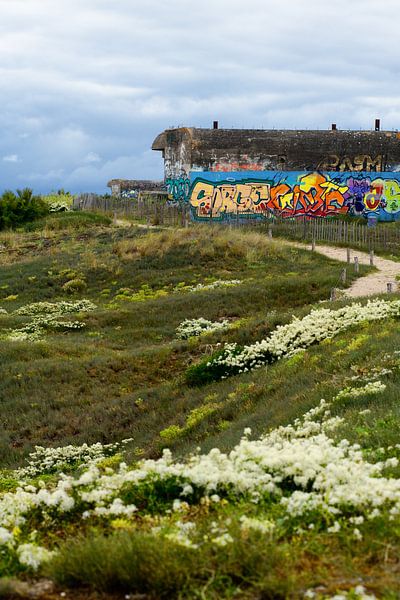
[344,178,371,215]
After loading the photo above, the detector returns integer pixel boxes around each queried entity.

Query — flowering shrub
[49,201,71,213]
[13,299,96,317]
[62,278,87,294]
[334,380,386,402]
[114,284,169,303]
[305,585,376,600]
[176,318,230,340]
[16,439,133,479]
[4,299,97,341]
[181,280,242,293]
[186,298,400,385]
[112,280,242,306]
[2,392,400,573]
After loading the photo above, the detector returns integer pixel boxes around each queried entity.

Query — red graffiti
[364,181,383,211]
[269,174,349,217]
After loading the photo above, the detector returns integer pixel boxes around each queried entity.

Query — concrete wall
[188,171,400,221]
[152,127,400,219]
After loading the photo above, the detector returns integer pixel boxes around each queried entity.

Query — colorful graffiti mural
[166,172,191,204]
[187,171,400,221]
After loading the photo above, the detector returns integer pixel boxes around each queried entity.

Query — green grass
[46,520,400,599]
[2,217,400,599]
[23,210,111,232]
[0,221,372,467]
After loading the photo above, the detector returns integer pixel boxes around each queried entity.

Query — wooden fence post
[354,256,359,273]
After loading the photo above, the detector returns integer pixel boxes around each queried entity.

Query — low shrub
[185,344,274,386]
[47,528,285,597]
[62,278,87,294]
[23,211,111,231]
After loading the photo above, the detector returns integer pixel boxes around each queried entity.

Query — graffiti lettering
[381,179,400,213]
[190,174,349,219]
[166,174,190,204]
[361,178,400,213]
[318,155,383,172]
[344,177,371,214]
[189,171,400,221]
[268,174,349,217]
[190,181,270,217]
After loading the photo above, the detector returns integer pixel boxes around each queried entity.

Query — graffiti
[188,171,400,221]
[211,156,287,173]
[269,173,348,217]
[359,178,400,213]
[213,162,264,172]
[344,177,371,214]
[165,173,190,204]
[121,189,139,200]
[190,174,348,219]
[380,179,400,213]
[318,155,383,172]
[190,180,270,217]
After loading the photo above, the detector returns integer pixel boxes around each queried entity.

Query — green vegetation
[0,219,369,466]
[23,210,111,232]
[1,214,400,599]
[0,189,49,230]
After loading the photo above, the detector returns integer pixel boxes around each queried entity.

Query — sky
[0,0,399,194]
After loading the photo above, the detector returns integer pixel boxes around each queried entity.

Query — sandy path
[302,243,400,298]
[112,219,399,298]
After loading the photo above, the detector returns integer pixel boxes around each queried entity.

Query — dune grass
[0,218,371,467]
[1,216,400,598]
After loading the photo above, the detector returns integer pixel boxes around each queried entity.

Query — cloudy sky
[0,0,399,194]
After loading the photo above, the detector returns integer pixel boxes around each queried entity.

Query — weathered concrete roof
[152,127,400,151]
[107,179,163,188]
[152,127,400,173]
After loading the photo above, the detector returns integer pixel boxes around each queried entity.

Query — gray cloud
[0,0,399,193]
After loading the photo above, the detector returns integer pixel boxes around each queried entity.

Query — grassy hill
[0,215,399,599]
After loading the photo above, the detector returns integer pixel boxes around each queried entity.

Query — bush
[185,345,250,386]
[62,278,87,294]
[47,528,286,598]
[0,189,49,230]
[23,211,112,231]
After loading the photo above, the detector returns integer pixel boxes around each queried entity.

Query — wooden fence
[73,192,400,253]
[73,192,190,226]
[265,217,400,254]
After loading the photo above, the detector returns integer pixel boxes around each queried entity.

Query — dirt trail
[302,243,400,298]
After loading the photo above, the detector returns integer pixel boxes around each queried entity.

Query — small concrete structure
[107,179,164,199]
